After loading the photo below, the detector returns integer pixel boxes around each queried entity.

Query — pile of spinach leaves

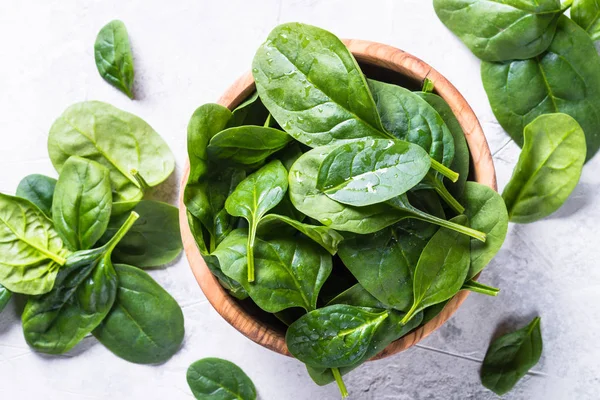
[184,22,509,398]
[434,0,595,223]
[0,102,184,365]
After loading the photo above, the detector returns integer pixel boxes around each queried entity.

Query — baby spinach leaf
[16,174,57,218]
[481,317,543,395]
[401,215,471,325]
[213,231,331,313]
[316,139,430,207]
[0,283,11,313]
[257,214,343,255]
[0,193,69,295]
[462,182,508,278]
[286,304,389,368]
[187,358,257,400]
[94,20,135,99]
[93,263,185,364]
[207,126,292,165]
[48,101,175,206]
[228,91,270,128]
[433,0,564,62]
[52,156,112,251]
[187,211,209,256]
[98,200,182,267]
[421,301,449,325]
[225,160,288,282]
[481,16,600,161]
[502,114,586,223]
[326,283,388,309]
[22,212,138,354]
[572,0,600,41]
[253,23,391,147]
[338,228,416,312]
[417,91,470,198]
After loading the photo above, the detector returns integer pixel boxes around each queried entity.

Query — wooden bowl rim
[179,38,497,360]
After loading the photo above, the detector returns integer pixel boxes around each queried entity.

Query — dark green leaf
[213,231,332,313]
[481,16,600,161]
[93,263,185,364]
[253,23,390,147]
[228,91,270,128]
[0,193,69,295]
[16,174,57,218]
[502,114,586,223]
[433,0,564,62]
[572,0,600,41]
[286,304,389,368]
[94,20,134,98]
[316,138,430,206]
[481,317,543,395]
[462,182,508,278]
[187,358,256,400]
[48,101,175,206]
[52,156,112,251]
[0,283,11,313]
[207,126,292,165]
[98,200,182,267]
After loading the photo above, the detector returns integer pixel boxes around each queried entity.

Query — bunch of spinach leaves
[435,2,595,223]
[0,102,184,365]
[184,22,509,398]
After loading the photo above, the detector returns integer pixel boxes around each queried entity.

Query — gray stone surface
[0,0,598,399]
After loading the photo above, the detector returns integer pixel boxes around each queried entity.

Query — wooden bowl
[179,39,497,359]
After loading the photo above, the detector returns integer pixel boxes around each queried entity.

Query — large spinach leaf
[48,101,175,209]
[187,358,257,400]
[253,23,391,147]
[481,317,543,395]
[16,174,57,218]
[481,16,600,161]
[433,0,565,62]
[93,263,185,364]
[286,304,389,368]
[22,212,138,354]
[0,193,69,295]
[572,0,600,41]
[502,114,586,223]
[401,215,471,324]
[52,156,112,251]
[213,231,331,313]
[207,126,292,165]
[462,182,508,278]
[0,283,11,313]
[225,160,288,282]
[98,200,182,267]
[94,20,135,99]
[316,139,430,206]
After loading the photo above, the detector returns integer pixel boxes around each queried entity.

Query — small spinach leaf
[481,16,600,161]
[187,358,257,400]
[22,212,138,354]
[52,156,112,251]
[462,182,508,278]
[94,20,135,98]
[48,101,175,206]
[0,283,11,313]
[93,263,185,364]
[572,0,600,41]
[502,114,586,223]
[207,126,292,165]
[433,0,564,62]
[98,200,182,267]
[0,193,69,295]
[16,174,57,218]
[228,91,270,128]
[316,139,430,207]
[225,160,288,282]
[253,23,390,147]
[481,317,543,395]
[401,215,471,324]
[213,231,331,313]
[257,214,342,255]
[286,304,388,368]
